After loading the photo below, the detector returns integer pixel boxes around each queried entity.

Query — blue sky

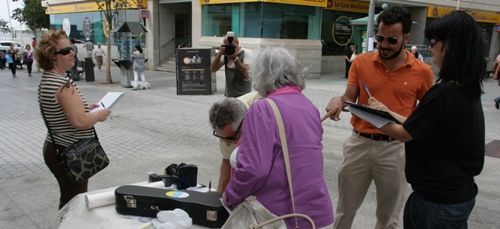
[0,1,25,30]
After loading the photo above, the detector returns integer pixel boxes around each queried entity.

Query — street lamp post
[6,0,15,39]
[365,0,376,52]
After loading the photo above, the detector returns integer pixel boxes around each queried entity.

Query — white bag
[221,99,316,229]
[221,196,285,229]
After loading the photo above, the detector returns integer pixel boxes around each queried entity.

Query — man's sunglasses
[374,34,401,45]
[55,46,73,55]
[212,120,243,141]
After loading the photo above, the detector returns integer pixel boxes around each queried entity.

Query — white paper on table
[347,106,395,128]
[90,92,124,112]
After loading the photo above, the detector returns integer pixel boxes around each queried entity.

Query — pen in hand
[100,102,112,120]
[363,83,372,98]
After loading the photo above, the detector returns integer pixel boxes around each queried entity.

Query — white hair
[411,46,417,51]
[251,47,305,97]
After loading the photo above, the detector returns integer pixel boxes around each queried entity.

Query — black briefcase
[115,185,229,228]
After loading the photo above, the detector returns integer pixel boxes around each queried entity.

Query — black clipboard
[345,101,401,124]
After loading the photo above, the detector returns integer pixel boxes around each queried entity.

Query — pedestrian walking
[23,44,34,77]
[6,44,17,77]
[93,43,105,70]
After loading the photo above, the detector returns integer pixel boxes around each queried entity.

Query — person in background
[93,43,106,71]
[344,43,356,79]
[211,32,252,98]
[208,91,261,193]
[36,30,110,208]
[223,47,334,228]
[84,38,94,59]
[23,44,34,77]
[368,11,485,228]
[6,44,17,77]
[70,39,79,80]
[131,45,150,90]
[411,45,424,62]
[323,6,434,229]
[0,50,5,70]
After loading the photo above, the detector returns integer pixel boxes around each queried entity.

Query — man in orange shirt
[323,7,434,229]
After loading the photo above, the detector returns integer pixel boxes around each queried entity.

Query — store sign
[332,16,352,46]
[46,0,146,14]
[200,0,326,8]
[325,0,368,13]
[427,5,500,24]
[496,24,500,32]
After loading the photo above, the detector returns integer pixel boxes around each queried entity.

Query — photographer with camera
[211,31,252,98]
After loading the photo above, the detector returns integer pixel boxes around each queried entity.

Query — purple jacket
[223,88,334,228]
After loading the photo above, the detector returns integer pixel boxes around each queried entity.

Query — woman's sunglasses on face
[55,46,73,55]
[375,34,401,45]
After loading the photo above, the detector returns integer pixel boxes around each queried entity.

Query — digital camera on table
[223,31,236,56]
[148,163,197,189]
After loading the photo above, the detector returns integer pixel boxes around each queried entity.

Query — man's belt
[353,130,395,141]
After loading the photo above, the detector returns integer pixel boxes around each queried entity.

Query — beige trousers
[334,134,406,229]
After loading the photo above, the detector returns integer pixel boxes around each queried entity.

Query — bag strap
[264,98,315,229]
[38,79,98,155]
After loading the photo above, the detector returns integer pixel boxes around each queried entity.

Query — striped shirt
[38,71,94,147]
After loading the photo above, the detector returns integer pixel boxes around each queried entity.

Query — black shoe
[495,98,500,110]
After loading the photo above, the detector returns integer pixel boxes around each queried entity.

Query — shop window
[321,10,365,56]
[202,3,320,40]
[202,4,233,37]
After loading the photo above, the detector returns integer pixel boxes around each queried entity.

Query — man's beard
[379,42,405,60]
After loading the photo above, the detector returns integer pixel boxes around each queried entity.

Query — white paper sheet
[90,92,124,112]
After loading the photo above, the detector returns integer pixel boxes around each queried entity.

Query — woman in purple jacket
[223,47,334,228]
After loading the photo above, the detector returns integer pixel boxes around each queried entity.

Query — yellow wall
[427,5,500,24]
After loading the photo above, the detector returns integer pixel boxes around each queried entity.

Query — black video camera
[223,31,236,56]
[148,163,198,189]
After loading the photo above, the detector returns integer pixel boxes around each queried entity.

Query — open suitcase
[115,185,229,228]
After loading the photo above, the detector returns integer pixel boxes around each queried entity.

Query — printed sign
[177,48,216,95]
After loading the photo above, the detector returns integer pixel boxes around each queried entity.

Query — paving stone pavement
[0,66,499,229]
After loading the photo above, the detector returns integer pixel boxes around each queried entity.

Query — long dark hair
[425,11,485,99]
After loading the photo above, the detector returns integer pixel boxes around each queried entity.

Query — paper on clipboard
[345,101,401,128]
[90,92,123,112]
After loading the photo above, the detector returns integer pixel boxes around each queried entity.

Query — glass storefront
[202,3,321,40]
[50,10,146,59]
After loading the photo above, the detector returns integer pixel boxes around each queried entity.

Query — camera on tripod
[148,163,198,189]
[223,31,236,56]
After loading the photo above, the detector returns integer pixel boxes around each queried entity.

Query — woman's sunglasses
[374,34,401,45]
[55,46,73,55]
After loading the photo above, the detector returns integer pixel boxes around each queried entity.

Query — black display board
[176,48,216,95]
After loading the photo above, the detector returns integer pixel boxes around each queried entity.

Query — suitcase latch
[206,210,217,221]
[124,195,137,208]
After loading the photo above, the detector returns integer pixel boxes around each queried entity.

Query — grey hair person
[251,47,305,97]
[209,98,247,131]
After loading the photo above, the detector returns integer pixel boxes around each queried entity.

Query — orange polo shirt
[347,50,434,134]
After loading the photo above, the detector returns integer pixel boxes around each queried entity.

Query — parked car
[0,41,23,53]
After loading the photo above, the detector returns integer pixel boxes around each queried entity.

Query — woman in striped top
[36,31,111,209]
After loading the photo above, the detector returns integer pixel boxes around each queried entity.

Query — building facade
[45,0,500,75]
